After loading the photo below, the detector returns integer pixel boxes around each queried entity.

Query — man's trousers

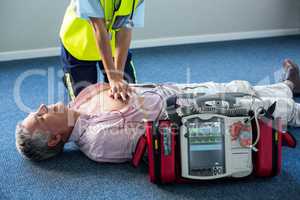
[133,80,300,128]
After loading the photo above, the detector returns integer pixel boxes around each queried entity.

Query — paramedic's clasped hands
[108,75,132,102]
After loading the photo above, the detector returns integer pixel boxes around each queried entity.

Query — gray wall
[1,0,300,52]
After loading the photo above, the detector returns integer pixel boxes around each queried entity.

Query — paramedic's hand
[108,77,132,101]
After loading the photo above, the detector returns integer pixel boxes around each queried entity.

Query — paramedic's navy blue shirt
[76,0,145,28]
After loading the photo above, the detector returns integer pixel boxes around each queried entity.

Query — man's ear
[48,134,62,148]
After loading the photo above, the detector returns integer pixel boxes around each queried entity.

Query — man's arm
[114,0,145,79]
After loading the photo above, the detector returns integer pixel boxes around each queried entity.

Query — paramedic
[60,0,145,101]
[16,59,300,162]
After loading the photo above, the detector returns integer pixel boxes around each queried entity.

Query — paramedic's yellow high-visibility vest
[60,0,139,61]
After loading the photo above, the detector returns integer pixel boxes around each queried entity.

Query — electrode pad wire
[249,106,265,152]
[139,90,166,122]
[132,83,179,122]
[248,94,267,152]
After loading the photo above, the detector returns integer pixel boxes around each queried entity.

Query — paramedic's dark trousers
[61,46,137,99]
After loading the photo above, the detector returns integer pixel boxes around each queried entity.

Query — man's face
[22,102,71,138]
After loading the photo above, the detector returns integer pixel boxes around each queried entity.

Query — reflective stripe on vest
[59,0,138,61]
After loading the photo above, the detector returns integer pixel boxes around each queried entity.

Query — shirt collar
[68,114,89,142]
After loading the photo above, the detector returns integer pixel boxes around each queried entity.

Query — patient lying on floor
[16,59,300,162]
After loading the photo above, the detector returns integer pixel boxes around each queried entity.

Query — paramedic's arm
[114,0,145,85]
[89,18,129,101]
[115,27,132,87]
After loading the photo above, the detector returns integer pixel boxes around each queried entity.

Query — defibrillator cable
[248,106,265,152]
[248,94,266,152]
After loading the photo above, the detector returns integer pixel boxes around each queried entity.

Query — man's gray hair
[15,123,64,161]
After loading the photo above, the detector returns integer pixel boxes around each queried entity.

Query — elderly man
[16,59,300,162]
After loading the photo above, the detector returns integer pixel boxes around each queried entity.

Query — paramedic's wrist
[107,69,123,84]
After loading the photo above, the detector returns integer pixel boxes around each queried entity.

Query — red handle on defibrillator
[132,135,147,168]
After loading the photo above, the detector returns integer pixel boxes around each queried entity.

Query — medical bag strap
[165,95,181,124]
[195,93,237,107]
[132,134,147,167]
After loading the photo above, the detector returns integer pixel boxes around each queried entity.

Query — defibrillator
[180,113,253,180]
[132,92,296,184]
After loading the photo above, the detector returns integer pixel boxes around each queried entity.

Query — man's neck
[63,109,82,142]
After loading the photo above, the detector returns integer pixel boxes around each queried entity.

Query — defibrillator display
[187,117,226,177]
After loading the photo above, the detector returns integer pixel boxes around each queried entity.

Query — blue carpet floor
[1,36,300,200]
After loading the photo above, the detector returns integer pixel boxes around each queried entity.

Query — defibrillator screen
[187,117,226,177]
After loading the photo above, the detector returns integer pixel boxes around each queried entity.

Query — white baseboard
[1,28,300,62]
[131,28,300,49]
[0,47,60,62]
